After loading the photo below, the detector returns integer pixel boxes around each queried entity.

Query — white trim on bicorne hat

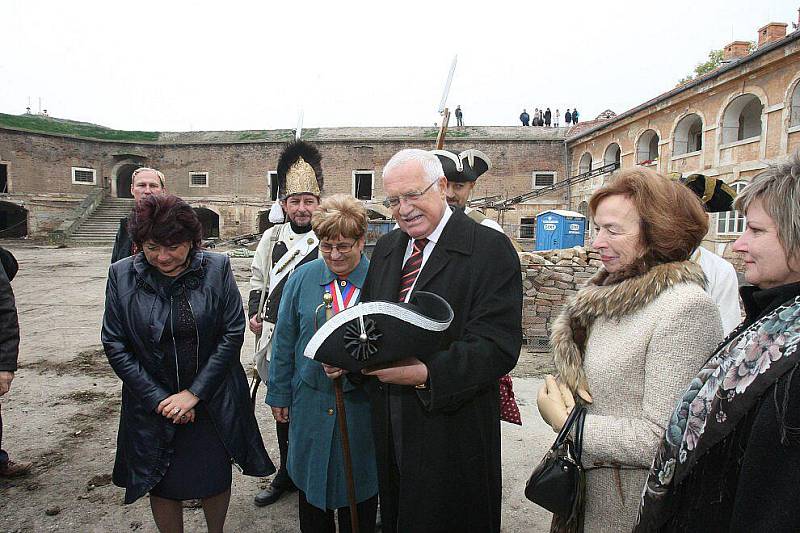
[431,149,492,182]
[303,298,453,362]
[460,149,492,173]
[431,149,463,171]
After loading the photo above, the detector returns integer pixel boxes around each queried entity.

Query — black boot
[254,420,295,507]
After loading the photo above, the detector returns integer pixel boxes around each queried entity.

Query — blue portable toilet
[535,210,586,251]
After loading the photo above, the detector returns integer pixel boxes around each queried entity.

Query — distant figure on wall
[554,109,560,127]
[565,109,572,125]
[572,108,580,125]
[455,105,463,127]
[520,109,530,126]
[544,108,552,127]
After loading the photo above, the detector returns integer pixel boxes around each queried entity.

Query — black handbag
[525,404,587,519]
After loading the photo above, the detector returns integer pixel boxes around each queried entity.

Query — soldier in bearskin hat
[248,140,324,507]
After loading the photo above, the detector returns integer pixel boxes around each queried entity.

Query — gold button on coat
[327,408,334,415]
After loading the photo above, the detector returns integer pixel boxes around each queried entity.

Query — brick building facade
[566,22,800,264]
[0,126,567,239]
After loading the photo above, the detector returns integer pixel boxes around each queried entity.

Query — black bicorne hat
[683,174,737,213]
[303,291,454,373]
[431,149,492,183]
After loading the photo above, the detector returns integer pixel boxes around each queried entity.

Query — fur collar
[551,260,705,392]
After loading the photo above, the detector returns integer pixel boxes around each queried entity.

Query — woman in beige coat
[536,168,724,532]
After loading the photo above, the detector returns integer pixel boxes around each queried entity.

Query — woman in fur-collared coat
[536,168,724,532]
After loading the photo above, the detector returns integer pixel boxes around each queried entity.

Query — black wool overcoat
[361,209,523,532]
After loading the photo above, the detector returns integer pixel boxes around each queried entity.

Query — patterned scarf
[635,296,800,530]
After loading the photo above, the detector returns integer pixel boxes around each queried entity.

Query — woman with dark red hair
[102,194,274,532]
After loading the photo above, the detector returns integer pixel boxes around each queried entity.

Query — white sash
[254,227,318,378]
[267,229,319,295]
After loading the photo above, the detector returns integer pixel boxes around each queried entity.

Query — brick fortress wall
[0,127,568,238]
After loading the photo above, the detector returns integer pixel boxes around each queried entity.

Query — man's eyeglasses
[382,180,437,208]
[319,240,357,254]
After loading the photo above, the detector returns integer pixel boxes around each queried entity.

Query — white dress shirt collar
[425,202,452,245]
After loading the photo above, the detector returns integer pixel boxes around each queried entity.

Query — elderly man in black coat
[360,149,522,532]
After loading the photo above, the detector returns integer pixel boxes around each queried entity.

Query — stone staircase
[68,197,134,244]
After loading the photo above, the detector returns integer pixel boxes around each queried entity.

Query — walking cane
[316,292,360,532]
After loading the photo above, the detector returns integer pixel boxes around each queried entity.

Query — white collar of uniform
[280,222,313,240]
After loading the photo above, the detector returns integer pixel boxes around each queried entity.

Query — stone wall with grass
[519,246,602,350]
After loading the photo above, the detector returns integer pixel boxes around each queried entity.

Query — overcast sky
[1,0,798,131]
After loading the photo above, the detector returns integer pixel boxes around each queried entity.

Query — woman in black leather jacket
[102,194,273,532]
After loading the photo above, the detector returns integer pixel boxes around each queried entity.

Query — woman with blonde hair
[536,167,723,531]
[637,152,800,531]
[267,193,378,533]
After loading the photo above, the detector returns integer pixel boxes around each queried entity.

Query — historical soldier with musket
[248,140,324,507]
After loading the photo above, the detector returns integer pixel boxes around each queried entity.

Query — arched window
[603,143,621,168]
[673,114,703,155]
[721,94,763,144]
[636,130,659,164]
[716,182,748,234]
[578,152,592,175]
[0,201,28,238]
[116,164,138,198]
[193,207,220,239]
[790,82,800,127]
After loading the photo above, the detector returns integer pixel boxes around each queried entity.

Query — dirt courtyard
[0,243,556,532]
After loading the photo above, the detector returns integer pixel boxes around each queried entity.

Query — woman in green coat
[267,194,378,533]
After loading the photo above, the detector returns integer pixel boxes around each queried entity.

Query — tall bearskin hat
[276,140,324,198]
[431,149,492,183]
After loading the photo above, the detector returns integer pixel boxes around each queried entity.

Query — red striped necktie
[398,238,428,302]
